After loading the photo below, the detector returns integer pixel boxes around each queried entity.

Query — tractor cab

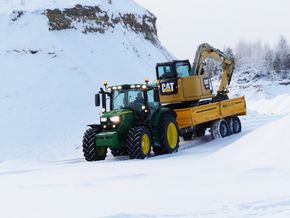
[96,83,160,112]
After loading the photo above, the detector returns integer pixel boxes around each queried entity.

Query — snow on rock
[0,0,172,161]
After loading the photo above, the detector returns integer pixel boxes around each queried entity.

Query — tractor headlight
[100,117,107,122]
[110,116,121,123]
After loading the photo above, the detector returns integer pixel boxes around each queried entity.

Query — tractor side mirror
[153,88,160,102]
[95,94,101,107]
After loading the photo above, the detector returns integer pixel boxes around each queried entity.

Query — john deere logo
[161,82,174,93]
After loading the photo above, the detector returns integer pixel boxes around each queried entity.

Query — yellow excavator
[156,43,246,140]
[156,43,235,108]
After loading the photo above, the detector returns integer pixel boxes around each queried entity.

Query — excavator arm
[192,43,235,95]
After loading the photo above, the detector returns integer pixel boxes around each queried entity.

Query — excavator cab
[156,60,213,107]
[156,43,235,107]
[156,60,192,80]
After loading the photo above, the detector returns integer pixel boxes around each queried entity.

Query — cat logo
[161,82,175,93]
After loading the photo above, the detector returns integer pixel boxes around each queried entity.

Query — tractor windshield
[112,89,144,111]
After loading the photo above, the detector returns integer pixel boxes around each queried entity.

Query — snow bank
[211,113,290,169]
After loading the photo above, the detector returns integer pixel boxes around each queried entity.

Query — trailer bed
[174,96,247,129]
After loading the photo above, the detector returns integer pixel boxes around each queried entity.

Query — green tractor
[82,82,180,161]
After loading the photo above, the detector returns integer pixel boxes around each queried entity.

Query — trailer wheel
[230,116,242,134]
[127,126,151,159]
[210,119,230,139]
[82,128,107,161]
[155,115,179,155]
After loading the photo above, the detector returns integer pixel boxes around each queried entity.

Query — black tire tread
[154,114,180,155]
[127,126,151,159]
[82,128,107,161]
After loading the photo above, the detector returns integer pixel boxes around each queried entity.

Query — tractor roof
[107,83,156,92]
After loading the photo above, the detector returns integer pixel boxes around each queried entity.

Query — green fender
[150,107,177,144]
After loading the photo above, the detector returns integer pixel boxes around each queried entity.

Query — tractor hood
[101,108,133,119]
[100,108,134,132]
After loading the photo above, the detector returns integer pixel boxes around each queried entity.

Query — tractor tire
[110,148,128,157]
[182,132,193,141]
[82,128,107,161]
[127,126,152,159]
[210,119,230,139]
[155,114,179,155]
[229,116,242,134]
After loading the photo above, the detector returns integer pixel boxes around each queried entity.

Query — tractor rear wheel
[82,128,107,161]
[210,119,230,139]
[155,115,179,155]
[127,126,152,159]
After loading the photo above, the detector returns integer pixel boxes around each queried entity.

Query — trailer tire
[127,126,151,159]
[82,128,107,161]
[155,115,179,155]
[230,116,242,134]
[210,119,230,139]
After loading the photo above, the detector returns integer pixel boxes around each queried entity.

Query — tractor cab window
[112,90,145,111]
[112,90,126,110]
[129,91,144,105]
[157,65,174,79]
[128,90,144,111]
[147,89,159,112]
[176,62,190,77]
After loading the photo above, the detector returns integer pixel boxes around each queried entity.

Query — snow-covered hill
[0,0,172,161]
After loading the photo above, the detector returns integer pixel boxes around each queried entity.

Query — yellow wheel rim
[141,133,150,155]
[97,147,106,156]
[167,122,178,149]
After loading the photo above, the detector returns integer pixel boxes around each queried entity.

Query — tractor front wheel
[82,128,107,161]
[127,126,152,159]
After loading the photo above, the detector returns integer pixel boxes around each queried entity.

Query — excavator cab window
[176,62,190,77]
[156,65,175,79]
[156,60,191,79]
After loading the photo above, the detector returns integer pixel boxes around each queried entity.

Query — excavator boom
[192,43,235,95]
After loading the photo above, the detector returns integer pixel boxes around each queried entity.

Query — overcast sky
[135,0,290,59]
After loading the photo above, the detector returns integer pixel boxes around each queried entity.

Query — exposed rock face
[46,4,158,42]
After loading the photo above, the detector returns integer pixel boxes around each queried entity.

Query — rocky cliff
[46,4,158,43]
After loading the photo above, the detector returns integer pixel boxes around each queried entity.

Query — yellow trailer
[174,96,247,140]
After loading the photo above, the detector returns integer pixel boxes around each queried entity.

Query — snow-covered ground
[0,108,289,218]
[1,0,290,217]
